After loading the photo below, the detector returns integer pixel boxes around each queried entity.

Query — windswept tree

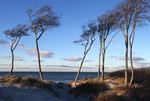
[4,24,29,76]
[115,0,150,86]
[97,11,118,81]
[74,21,97,86]
[26,5,60,80]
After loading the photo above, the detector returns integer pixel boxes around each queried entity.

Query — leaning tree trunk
[36,39,44,80]
[129,44,134,86]
[125,36,128,86]
[74,37,95,86]
[74,53,87,86]
[10,49,14,76]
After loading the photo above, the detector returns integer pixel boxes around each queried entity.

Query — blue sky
[0,0,150,72]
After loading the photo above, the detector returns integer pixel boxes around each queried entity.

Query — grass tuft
[92,92,129,101]
[70,81,109,97]
[0,75,21,83]
[106,67,150,86]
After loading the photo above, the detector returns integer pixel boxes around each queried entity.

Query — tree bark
[125,36,128,86]
[129,43,134,86]
[10,49,14,76]
[74,53,86,86]
[74,36,95,86]
[101,49,105,81]
[98,51,101,78]
[36,39,44,80]
[98,39,102,78]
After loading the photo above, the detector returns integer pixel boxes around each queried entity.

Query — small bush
[132,67,150,86]
[125,86,150,101]
[107,70,125,78]
[92,92,129,101]
[70,81,109,97]
[21,77,41,86]
[107,67,150,86]
[0,75,21,83]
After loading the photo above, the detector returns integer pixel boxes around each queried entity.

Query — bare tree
[128,0,150,85]
[115,0,150,86]
[27,5,60,80]
[74,21,97,86]
[4,24,29,76]
[97,11,118,81]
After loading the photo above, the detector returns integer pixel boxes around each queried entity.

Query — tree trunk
[36,39,44,80]
[125,37,128,86]
[74,54,86,86]
[98,39,102,78]
[10,49,14,76]
[129,44,134,86]
[101,49,105,81]
[98,52,101,78]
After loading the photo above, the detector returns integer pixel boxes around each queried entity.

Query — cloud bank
[63,57,82,62]
[26,48,54,58]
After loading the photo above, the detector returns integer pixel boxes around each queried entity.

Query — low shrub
[70,81,109,97]
[0,75,21,83]
[21,77,41,86]
[125,86,150,101]
[132,67,150,86]
[92,92,129,101]
[107,67,150,86]
[107,70,125,78]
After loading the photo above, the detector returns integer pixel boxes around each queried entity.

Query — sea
[0,72,99,83]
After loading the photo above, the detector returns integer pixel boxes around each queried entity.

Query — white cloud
[26,48,54,58]
[0,39,26,49]
[15,57,24,61]
[32,59,45,62]
[110,56,117,59]
[84,60,93,62]
[3,54,24,61]
[26,48,37,55]
[17,43,25,48]
[40,51,54,58]
[63,57,82,62]
[135,62,150,67]
[0,39,8,45]
[118,56,145,62]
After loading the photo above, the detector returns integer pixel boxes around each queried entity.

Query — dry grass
[0,75,21,83]
[107,70,125,79]
[93,86,150,101]
[125,86,150,101]
[92,67,150,101]
[106,67,150,86]
[70,81,109,97]
[92,92,129,101]
[132,67,150,86]
[0,75,59,97]
[0,75,54,89]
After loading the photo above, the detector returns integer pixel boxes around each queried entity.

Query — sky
[0,0,150,72]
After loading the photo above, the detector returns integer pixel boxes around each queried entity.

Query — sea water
[0,72,98,83]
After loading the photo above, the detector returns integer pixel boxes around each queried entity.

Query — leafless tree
[26,5,60,80]
[128,0,150,85]
[4,24,29,76]
[115,0,150,86]
[97,11,118,81]
[74,21,97,86]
